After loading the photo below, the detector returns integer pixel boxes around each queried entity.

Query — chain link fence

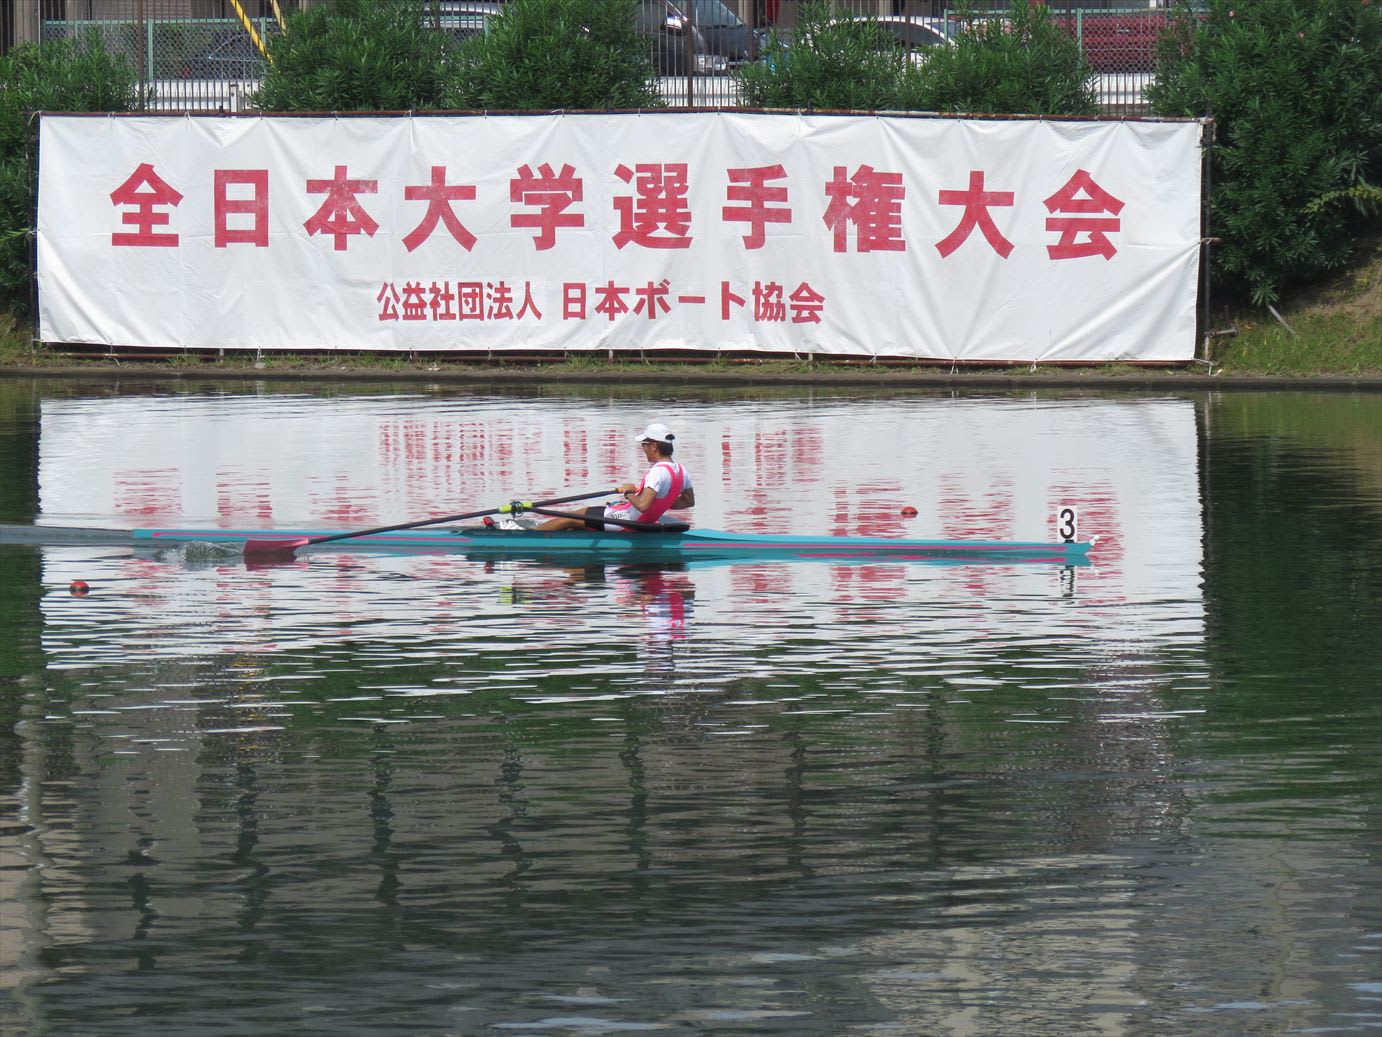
[1048,4,1176,113]
[18,0,1175,115]
[666,1,1174,113]
[39,13,277,112]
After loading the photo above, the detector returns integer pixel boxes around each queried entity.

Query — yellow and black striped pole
[266,0,288,36]
[227,0,271,63]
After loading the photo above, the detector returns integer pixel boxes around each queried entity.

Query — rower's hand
[618,482,638,495]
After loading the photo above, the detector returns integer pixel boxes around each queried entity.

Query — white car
[833,15,956,65]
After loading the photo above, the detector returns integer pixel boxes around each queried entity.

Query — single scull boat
[140,524,1093,564]
[2,523,1095,565]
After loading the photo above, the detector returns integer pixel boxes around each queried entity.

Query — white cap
[634,422,675,445]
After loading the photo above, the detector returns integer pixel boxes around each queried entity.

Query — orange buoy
[69,580,90,596]
[901,506,919,517]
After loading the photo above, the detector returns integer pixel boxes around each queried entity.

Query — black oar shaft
[303,489,614,547]
[243,489,617,558]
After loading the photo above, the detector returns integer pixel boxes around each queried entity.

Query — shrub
[0,33,143,317]
[446,0,660,111]
[253,0,456,112]
[738,0,1096,117]
[1149,0,1382,305]
[736,1,913,111]
[902,0,1098,117]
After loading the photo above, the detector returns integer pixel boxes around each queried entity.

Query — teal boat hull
[132,525,1093,566]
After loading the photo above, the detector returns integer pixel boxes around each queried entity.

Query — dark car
[839,15,954,63]
[178,30,269,80]
[665,0,765,67]
[637,0,727,76]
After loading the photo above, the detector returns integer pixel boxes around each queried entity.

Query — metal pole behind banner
[684,3,697,107]
[134,0,147,81]
[27,113,39,345]
[1198,119,1218,367]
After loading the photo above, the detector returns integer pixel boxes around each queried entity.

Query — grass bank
[3,242,1378,382]
[1207,233,1381,377]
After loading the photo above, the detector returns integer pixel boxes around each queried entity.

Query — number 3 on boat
[1056,506,1079,544]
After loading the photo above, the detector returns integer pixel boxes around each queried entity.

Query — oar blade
[243,536,311,560]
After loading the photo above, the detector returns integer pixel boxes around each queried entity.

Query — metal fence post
[146,12,155,85]
[684,4,696,106]
[135,0,147,81]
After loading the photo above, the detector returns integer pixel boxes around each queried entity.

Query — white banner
[36,112,1205,362]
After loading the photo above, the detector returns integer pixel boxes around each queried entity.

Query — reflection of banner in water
[37,393,1200,621]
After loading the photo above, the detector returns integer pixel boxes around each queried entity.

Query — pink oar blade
[243,536,312,559]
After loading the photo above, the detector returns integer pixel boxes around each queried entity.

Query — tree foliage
[1149,0,1382,305]
[737,1,914,111]
[0,33,143,316]
[902,0,1098,116]
[446,0,660,111]
[738,0,1096,116]
[253,0,456,112]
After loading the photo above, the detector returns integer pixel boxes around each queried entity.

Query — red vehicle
[1053,8,1175,74]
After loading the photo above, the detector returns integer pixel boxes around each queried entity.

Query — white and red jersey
[607,460,691,525]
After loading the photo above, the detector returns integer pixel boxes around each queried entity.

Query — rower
[538,422,695,532]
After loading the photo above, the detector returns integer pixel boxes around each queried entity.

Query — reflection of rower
[615,564,696,677]
[615,564,696,643]
[639,568,693,640]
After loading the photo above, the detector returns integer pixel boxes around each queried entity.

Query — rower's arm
[625,486,658,512]
[620,482,692,512]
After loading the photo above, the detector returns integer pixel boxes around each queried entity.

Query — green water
[0,379,1377,1037]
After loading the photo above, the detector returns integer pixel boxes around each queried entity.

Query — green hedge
[1149,0,1382,305]
[902,0,1098,117]
[738,0,1097,117]
[0,33,143,317]
[253,0,456,112]
[737,1,916,111]
[446,0,660,111]
[254,0,659,114]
